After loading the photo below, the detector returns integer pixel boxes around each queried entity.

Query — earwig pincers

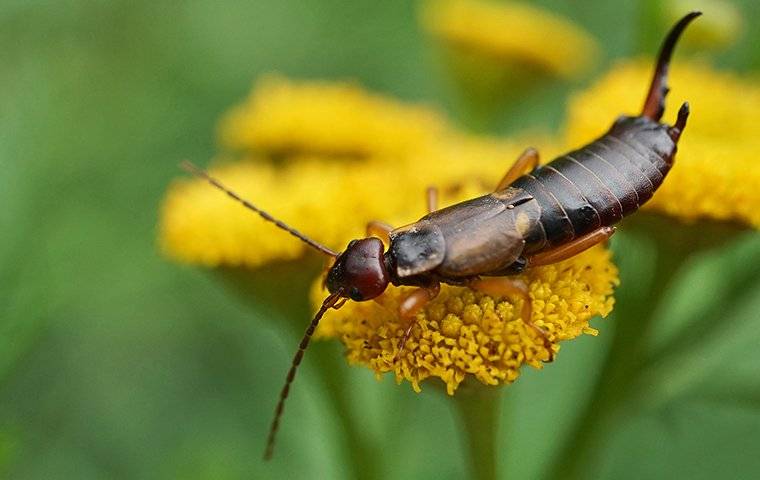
[181,12,701,460]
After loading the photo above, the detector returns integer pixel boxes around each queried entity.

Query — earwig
[181,12,701,460]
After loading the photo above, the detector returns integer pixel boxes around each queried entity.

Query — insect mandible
[181,11,701,460]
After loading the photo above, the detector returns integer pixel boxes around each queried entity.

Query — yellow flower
[218,74,448,158]
[421,0,598,79]
[311,244,618,395]
[565,61,760,228]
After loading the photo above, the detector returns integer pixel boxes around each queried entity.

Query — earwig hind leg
[467,277,554,362]
[528,226,615,267]
[495,147,539,191]
[468,278,532,324]
[394,282,441,362]
[366,220,393,245]
[426,186,439,213]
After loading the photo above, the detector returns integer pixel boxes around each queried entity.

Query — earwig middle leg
[495,147,539,191]
[528,226,615,267]
[467,277,554,362]
[394,282,441,362]
[366,220,393,245]
[426,186,439,213]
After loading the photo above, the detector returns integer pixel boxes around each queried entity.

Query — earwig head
[326,237,389,301]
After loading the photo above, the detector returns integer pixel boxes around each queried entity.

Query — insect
[181,12,700,459]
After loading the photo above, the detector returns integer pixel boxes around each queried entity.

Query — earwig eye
[349,287,363,301]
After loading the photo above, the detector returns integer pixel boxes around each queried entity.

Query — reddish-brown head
[326,237,389,301]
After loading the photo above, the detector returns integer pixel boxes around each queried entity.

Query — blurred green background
[2,1,760,479]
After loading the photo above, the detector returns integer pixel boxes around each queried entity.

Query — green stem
[452,384,504,480]
[546,215,707,479]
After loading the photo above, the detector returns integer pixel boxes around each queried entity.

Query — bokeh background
[2,1,760,479]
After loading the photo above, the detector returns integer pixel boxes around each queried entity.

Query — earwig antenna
[641,11,701,121]
[263,292,343,460]
[180,161,338,257]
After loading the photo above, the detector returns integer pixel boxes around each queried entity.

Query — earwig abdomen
[514,116,678,247]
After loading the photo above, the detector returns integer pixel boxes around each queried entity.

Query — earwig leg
[426,186,439,213]
[495,147,539,191]
[468,278,531,323]
[366,220,393,245]
[528,226,615,267]
[467,277,554,362]
[394,283,441,362]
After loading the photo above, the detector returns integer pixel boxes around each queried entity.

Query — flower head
[312,244,618,395]
[421,0,598,79]
[218,74,448,158]
[565,61,760,228]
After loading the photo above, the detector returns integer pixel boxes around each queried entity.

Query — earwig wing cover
[389,221,445,277]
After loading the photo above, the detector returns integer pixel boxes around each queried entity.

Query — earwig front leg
[426,186,439,213]
[366,220,393,245]
[467,277,554,362]
[394,282,441,362]
[528,226,615,267]
[495,147,539,191]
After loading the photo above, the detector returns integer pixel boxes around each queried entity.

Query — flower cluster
[159,3,622,396]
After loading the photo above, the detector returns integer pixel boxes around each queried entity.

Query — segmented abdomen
[511,120,676,251]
